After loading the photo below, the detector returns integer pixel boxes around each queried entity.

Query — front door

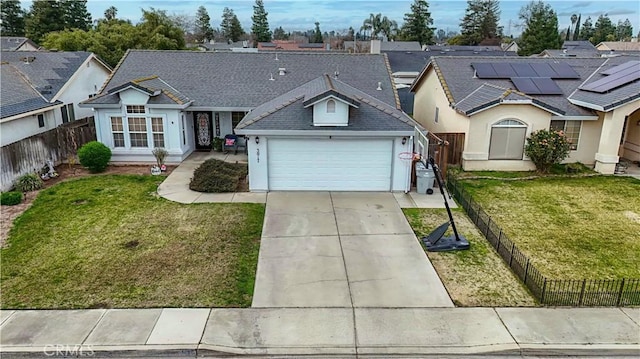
[194,111,213,151]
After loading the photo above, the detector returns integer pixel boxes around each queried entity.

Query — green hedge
[1,191,23,205]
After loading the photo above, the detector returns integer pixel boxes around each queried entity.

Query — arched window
[489,119,527,160]
[326,99,336,113]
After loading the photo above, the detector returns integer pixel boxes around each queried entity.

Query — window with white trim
[128,117,148,147]
[550,120,580,150]
[326,99,336,113]
[151,117,165,148]
[231,111,247,134]
[61,103,75,123]
[489,119,527,160]
[126,105,145,114]
[111,117,125,147]
[37,114,45,128]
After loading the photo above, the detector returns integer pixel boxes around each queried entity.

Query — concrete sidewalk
[1,307,638,357]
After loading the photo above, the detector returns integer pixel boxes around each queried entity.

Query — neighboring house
[344,40,422,53]
[0,51,112,146]
[257,41,326,51]
[386,47,517,113]
[501,41,519,52]
[0,37,40,51]
[80,50,417,192]
[596,41,640,52]
[189,40,255,52]
[410,55,640,174]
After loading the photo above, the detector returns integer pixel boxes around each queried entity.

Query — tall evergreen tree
[572,14,581,41]
[579,16,594,42]
[517,1,561,56]
[615,19,633,41]
[194,6,214,42]
[25,0,65,43]
[251,0,271,43]
[592,14,616,43]
[312,22,323,43]
[1,0,26,36]
[221,7,245,42]
[61,0,92,31]
[401,0,435,45]
[459,0,502,45]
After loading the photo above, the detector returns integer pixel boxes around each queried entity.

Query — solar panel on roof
[512,63,538,77]
[600,60,640,75]
[580,64,640,93]
[549,63,580,79]
[511,77,563,95]
[530,63,556,77]
[531,77,563,94]
[493,63,517,77]
[511,77,540,94]
[472,63,499,78]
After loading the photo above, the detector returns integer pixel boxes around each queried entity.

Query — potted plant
[213,137,224,152]
[152,147,168,172]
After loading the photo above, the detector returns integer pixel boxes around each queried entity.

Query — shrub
[14,173,43,192]
[152,147,168,166]
[524,129,571,174]
[78,141,112,173]
[189,159,248,193]
[1,191,23,205]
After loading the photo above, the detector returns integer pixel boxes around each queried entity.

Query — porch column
[594,110,626,174]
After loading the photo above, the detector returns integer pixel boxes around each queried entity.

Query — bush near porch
[1,175,264,309]
[457,175,640,279]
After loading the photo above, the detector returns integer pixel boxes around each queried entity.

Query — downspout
[406,136,414,193]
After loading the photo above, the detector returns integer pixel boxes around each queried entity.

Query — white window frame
[488,119,527,160]
[151,117,165,148]
[550,120,581,151]
[326,99,336,113]
[110,116,125,148]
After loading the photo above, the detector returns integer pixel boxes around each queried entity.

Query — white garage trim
[267,137,393,191]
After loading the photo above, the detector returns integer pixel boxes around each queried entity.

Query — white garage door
[268,138,393,191]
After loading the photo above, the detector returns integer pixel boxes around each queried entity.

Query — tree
[616,19,633,41]
[459,0,502,45]
[401,0,435,45]
[104,6,117,21]
[273,26,288,40]
[572,14,581,41]
[579,16,594,42]
[524,129,571,173]
[136,8,185,49]
[194,6,214,42]
[312,22,323,43]
[1,0,26,36]
[251,0,271,43]
[566,13,577,41]
[379,15,399,40]
[221,7,244,42]
[517,1,561,56]
[592,14,616,43]
[61,0,92,31]
[25,0,65,43]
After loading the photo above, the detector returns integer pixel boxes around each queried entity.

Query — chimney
[376,82,382,91]
[370,39,381,54]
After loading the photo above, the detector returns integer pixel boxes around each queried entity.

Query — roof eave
[234,129,414,136]
[1,102,64,122]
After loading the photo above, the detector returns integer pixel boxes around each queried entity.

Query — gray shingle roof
[343,41,422,52]
[568,55,640,111]
[0,51,92,101]
[562,41,597,51]
[0,37,38,51]
[88,50,397,109]
[1,64,61,119]
[236,75,415,133]
[421,56,614,116]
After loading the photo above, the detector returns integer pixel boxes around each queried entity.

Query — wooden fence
[433,132,464,166]
[1,118,96,191]
[448,175,640,306]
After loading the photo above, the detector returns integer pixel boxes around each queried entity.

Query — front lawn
[404,208,537,307]
[458,176,640,279]
[1,175,264,309]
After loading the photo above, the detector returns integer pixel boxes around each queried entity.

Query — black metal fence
[447,176,640,307]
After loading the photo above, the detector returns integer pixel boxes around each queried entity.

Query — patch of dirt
[624,211,640,224]
[0,164,175,247]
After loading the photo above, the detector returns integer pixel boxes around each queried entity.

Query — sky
[21,0,640,37]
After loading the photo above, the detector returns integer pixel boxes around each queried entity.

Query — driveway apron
[252,192,453,308]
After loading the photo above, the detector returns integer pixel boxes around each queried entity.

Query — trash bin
[415,161,435,194]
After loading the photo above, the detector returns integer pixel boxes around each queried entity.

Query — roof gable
[0,64,61,119]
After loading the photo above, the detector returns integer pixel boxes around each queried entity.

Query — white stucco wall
[312,98,349,126]
[622,108,640,162]
[53,57,111,121]
[1,108,59,145]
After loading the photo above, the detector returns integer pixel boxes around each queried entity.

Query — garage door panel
[268,138,393,191]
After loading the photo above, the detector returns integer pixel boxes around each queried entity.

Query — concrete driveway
[252,192,453,308]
